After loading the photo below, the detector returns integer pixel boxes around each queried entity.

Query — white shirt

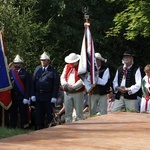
[60,64,83,90]
[43,65,48,71]
[113,66,142,95]
[17,69,21,73]
[97,67,110,85]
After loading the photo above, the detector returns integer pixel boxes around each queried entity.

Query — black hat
[123,51,134,57]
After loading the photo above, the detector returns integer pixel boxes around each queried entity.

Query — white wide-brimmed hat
[40,52,50,60]
[95,53,107,63]
[13,54,24,63]
[65,53,80,63]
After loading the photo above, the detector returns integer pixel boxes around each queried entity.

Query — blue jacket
[10,68,31,101]
[31,65,59,101]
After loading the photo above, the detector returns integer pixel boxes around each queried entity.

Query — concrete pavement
[0,112,150,150]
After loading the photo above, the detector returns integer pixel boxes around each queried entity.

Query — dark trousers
[0,106,10,127]
[35,100,53,130]
[9,101,29,129]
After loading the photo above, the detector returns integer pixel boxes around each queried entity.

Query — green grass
[0,127,33,139]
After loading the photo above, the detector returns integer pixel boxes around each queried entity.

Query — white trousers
[111,96,136,112]
[64,92,84,123]
[90,94,107,115]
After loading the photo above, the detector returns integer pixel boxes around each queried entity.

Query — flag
[78,22,98,93]
[0,90,12,110]
[0,32,12,110]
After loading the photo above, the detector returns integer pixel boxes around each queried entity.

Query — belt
[37,90,50,93]
[121,93,124,96]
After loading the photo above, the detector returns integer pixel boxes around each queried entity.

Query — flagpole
[82,7,92,117]
[2,108,5,127]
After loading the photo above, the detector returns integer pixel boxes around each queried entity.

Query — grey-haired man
[111,51,142,112]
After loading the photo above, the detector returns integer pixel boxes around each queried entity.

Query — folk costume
[91,53,111,115]
[61,53,84,123]
[111,51,142,112]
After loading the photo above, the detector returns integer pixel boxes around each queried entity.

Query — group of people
[0,50,150,130]
[1,52,60,130]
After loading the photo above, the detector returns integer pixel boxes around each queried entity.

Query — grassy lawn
[0,127,33,139]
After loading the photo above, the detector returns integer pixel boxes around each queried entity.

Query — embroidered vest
[91,66,110,95]
[116,64,139,99]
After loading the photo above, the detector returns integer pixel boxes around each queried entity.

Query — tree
[105,0,150,70]
[106,0,150,40]
[1,0,149,75]
[0,0,52,73]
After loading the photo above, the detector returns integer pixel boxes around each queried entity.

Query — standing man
[9,55,31,129]
[111,51,142,112]
[91,53,111,115]
[60,53,85,123]
[31,52,59,130]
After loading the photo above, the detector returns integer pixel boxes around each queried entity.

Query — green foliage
[0,0,150,76]
[106,0,150,40]
[0,0,53,74]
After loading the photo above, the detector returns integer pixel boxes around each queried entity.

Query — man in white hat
[31,52,59,130]
[60,53,85,123]
[111,51,142,112]
[90,52,111,115]
[9,54,31,129]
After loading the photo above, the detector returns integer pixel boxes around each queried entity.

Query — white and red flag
[78,22,98,93]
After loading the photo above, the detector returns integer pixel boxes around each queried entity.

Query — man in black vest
[111,51,142,112]
[91,53,111,115]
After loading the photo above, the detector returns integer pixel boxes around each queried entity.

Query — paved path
[0,112,150,150]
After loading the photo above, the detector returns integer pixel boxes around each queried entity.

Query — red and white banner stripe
[78,23,98,93]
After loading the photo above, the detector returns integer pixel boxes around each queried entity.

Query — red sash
[65,64,84,92]
[65,64,80,82]
[11,69,25,96]
[145,88,149,111]
[11,69,31,124]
